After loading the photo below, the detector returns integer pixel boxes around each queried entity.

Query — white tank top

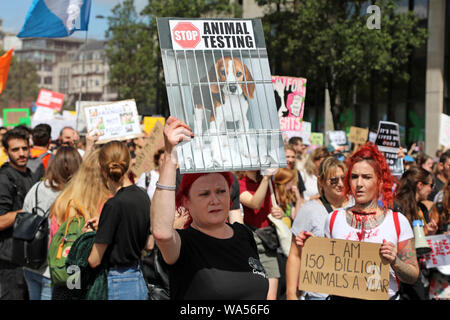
[324,209,414,298]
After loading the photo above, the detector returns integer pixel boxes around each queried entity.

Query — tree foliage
[0,52,39,111]
[257,0,428,129]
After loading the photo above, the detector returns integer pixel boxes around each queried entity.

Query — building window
[44,77,52,85]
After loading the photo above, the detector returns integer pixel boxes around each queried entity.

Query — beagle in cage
[192,56,255,165]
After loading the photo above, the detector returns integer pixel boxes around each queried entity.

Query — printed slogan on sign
[300,237,390,300]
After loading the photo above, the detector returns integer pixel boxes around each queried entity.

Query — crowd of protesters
[0,118,449,300]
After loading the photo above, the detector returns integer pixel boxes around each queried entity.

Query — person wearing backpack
[85,141,150,300]
[21,146,82,300]
[0,128,36,300]
[295,143,420,300]
[48,149,111,299]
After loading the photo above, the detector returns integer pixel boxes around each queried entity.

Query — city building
[56,40,117,106]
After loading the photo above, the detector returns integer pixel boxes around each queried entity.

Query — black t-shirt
[95,184,150,267]
[168,222,269,300]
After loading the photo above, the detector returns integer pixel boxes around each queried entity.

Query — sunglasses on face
[328,176,345,185]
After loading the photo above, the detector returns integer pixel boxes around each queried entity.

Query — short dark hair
[288,136,303,146]
[440,149,450,163]
[0,127,7,132]
[32,124,52,147]
[2,128,30,150]
[59,126,75,137]
[15,125,32,135]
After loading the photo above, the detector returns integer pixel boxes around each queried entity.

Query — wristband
[156,182,176,191]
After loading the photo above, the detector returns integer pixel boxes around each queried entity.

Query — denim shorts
[107,266,148,300]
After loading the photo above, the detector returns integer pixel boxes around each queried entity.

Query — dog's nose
[229,85,237,93]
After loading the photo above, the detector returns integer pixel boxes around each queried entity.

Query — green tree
[105,0,156,115]
[257,0,427,130]
[0,52,39,111]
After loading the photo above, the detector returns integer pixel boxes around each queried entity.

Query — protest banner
[75,101,113,133]
[157,18,286,173]
[3,108,31,127]
[310,132,324,146]
[272,75,307,119]
[35,89,65,111]
[375,121,403,176]
[327,130,350,152]
[0,49,13,94]
[83,99,143,143]
[440,113,450,149]
[423,234,450,269]
[131,121,165,178]
[144,116,165,134]
[349,126,369,146]
[299,237,390,300]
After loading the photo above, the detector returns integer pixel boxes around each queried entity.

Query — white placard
[83,99,143,143]
[169,20,255,50]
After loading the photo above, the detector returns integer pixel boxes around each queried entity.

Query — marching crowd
[0,117,449,300]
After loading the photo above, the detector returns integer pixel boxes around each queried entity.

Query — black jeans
[0,260,28,300]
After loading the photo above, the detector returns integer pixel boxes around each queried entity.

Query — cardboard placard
[327,130,350,152]
[83,99,143,144]
[349,126,369,145]
[3,108,31,127]
[131,121,165,178]
[299,237,390,300]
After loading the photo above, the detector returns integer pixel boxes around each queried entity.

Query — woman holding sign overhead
[151,117,269,300]
[295,143,419,300]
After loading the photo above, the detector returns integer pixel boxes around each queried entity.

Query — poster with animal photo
[83,99,143,144]
[157,18,286,174]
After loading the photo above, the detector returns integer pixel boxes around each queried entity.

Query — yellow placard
[144,117,165,134]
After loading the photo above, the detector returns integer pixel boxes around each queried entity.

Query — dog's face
[209,57,255,99]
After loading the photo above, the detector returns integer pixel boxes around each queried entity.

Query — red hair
[344,142,394,209]
[176,172,234,228]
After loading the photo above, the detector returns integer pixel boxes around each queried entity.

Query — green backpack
[48,199,85,286]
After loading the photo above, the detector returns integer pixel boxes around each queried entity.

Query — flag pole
[76,29,88,132]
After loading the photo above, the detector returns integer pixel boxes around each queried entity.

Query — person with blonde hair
[299,146,329,201]
[86,141,150,300]
[286,156,353,300]
[49,148,111,299]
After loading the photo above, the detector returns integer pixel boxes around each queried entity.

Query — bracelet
[156,182,176,191]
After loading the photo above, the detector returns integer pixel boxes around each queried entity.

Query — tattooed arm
[381,238,419,284]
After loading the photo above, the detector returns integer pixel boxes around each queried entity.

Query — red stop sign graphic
[172,22,201,49]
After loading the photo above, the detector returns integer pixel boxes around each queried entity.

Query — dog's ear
[209,59,221,94]
[243,64,255,99]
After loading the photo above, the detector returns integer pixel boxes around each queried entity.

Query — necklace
[346,209,386,241]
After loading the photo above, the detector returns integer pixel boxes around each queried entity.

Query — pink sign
[36,89,65,111]
[272,76,307,120]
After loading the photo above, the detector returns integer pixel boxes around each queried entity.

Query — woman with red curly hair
[295,142,419,300]
[151,117,269,300]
